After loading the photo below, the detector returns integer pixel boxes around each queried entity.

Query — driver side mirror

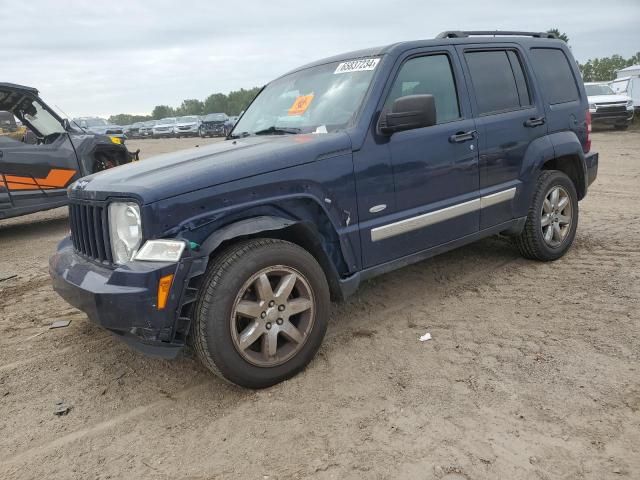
[62,118,71,131]
[380,94,436,135]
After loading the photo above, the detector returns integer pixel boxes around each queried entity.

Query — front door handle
[524,116,545,127]
[449,130,477,143]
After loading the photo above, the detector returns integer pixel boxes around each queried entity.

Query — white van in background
[611,65,640,112]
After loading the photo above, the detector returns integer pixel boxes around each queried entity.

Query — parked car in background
[199,113,230,137]
[585,82,634,130]
[125,122,144,139]
[0,110,27,141]
[139,120,157,138]
[152,117,177,138]
[51,31,598,388]
[175,115,200,138]
[0,82,137,219]
[611,65,640,113]
[72,117,126,141]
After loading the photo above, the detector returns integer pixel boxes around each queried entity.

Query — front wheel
[192,239,330,388]
[514,170,578,261]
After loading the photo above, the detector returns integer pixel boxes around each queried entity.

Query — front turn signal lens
[157,274,174,310]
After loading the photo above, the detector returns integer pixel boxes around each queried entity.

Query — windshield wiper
[253,126,301,136]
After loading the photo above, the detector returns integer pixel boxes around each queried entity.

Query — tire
[192,238,330,388]
[514,170,578,261]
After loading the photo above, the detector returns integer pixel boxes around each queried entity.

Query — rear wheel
[514,170,578,261]
[192,239,330,388]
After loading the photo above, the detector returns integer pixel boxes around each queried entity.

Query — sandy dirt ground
[0,132,638,480]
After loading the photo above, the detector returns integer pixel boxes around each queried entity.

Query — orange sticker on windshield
[288,94,314,116]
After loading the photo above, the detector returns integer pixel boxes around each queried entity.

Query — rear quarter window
[529,48,579,105]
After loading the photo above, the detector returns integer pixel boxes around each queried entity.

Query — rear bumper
[586,151,598,187]
[49,237,202,358]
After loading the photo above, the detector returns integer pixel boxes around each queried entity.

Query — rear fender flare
[517,132,587,216]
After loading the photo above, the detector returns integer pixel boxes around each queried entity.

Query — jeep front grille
[69,201,112,263]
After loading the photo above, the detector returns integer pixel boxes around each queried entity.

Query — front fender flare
[198,215,295,256]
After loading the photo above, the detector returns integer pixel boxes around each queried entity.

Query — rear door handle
[524,116,545,127]
[449,130,477,143]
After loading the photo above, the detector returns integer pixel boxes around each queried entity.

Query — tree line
[109,30,639,125]
[109,86,261,125]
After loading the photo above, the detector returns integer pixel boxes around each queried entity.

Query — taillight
[584,110,592,154]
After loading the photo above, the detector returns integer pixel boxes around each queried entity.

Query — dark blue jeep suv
[50,31,598,388]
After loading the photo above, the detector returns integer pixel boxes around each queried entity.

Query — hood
[588,94,630,104]
[69,132,352,204]
[154,122,174,128]
[176,121,199,127]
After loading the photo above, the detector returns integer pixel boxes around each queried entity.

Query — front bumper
[49,237,202,358]
[591,109,634,125]
[201,124,228,136]
[176,127,199,136]
[152,129,174,137]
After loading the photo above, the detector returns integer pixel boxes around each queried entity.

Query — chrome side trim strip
[370,186,517,242]
[480,187,516,209]
[371,198,481,242]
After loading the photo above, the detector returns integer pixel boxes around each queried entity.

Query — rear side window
[384,54,461,124]
[464,50,530,115]
[529,48,579,104]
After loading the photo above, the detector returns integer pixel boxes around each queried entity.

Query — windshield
[232,57,380,136]
[78,118,109,127]
[585,84,615,96]
[180,116,198,123]
[21,99,65,136]
[161,117,176,124]
[205,113,227,121]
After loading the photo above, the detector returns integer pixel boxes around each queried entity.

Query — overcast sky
[3,0,639,118]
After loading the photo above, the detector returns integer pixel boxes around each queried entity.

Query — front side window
[465,50,530,115]
[529,48,579,105]
[232,57,380,136]
[384,54,461,124]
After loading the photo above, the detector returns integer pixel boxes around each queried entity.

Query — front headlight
[589,103,597,111]
[108,202,142,264]
[627,100,634,109]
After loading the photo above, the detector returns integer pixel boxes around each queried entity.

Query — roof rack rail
[436,30,558,39]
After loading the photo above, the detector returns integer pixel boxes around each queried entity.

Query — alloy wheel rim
[541,185,572,248]
[230,266,315,367]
